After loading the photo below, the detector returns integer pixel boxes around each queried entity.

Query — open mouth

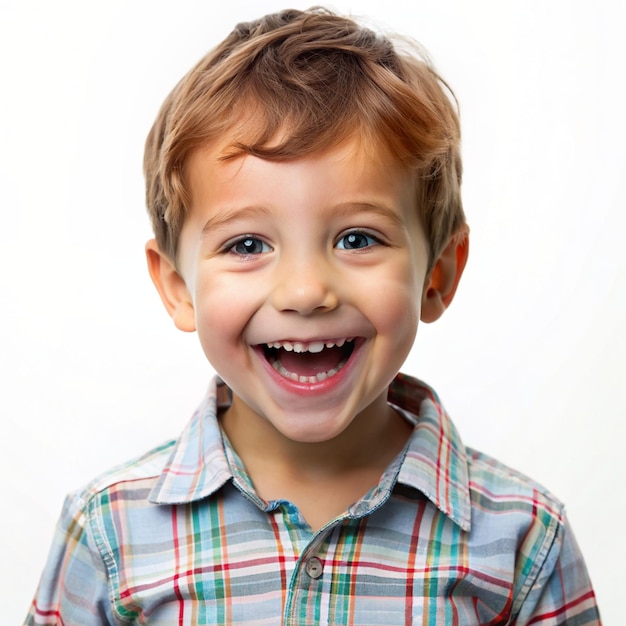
[261,338,356,384]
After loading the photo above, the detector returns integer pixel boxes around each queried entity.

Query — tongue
[278,346,345,376]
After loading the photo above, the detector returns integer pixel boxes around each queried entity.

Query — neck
[220,391,412,483]
[220,391,413,531]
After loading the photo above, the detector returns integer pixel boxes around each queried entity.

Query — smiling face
[149,136,444,446]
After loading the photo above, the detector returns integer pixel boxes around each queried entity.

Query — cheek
[193,277,252,345]
[385,289,420,342]
[361,286,420,361]
[193,272,270,362]
[371,263,422,331]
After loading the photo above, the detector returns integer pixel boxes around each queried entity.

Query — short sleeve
[514,514,601,625]
[24,494,118,625]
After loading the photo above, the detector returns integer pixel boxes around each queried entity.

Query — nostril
[272,282,339,315]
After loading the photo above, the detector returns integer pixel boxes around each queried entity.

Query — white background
[1,0,623,622]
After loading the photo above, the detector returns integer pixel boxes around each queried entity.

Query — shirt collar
[149,378,233,505]
[149,374,471,531]
[389,373,471,531]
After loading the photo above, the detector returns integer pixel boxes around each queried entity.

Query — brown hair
[144,7,465,268]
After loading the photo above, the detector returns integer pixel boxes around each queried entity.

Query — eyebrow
[330,201,405,228]
[200,205,273,235]
[200,200,404,235]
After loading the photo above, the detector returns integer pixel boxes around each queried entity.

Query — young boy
[26,7,600,625]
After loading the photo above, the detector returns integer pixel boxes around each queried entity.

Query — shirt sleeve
[24,493,118,625]
[515,514,601,625]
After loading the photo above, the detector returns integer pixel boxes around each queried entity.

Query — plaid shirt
[26,374,600,625]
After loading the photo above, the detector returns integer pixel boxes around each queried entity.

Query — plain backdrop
[1,0,623,622]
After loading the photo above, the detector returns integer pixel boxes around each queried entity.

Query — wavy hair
[144,7,465,268]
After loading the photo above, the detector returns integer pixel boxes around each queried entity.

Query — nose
[270,254,339,315]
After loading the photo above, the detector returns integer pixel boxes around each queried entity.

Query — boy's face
[152,137,443,444]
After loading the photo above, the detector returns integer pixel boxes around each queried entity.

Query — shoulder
[67,440,176,515]
[466,446,564,521]
[57,441,179,587]
[465,450,600,621]
[465,448,573,612]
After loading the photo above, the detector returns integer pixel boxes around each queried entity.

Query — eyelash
[335,230,382,250]
[224,235,272,256]
[222,229,382,257]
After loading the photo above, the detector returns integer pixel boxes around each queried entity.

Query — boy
[26,7,600,625]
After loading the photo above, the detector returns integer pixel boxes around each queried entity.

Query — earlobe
[145,239,196,332]
[421,225,469,324]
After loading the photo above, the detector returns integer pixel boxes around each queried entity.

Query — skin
[146,135,468,530]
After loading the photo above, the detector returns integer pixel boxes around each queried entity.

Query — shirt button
[305,556,323,579]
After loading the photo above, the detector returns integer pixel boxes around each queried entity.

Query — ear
[145,239,196,332]
[421,224,469,324]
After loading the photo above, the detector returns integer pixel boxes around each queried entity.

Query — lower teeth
[271,359,346,383]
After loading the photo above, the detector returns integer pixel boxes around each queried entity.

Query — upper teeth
[266,338,353,353]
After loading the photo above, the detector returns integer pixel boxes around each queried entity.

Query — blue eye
[336,232,378,250]
[229,237,271,255]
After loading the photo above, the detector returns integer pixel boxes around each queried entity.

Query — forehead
[184,132,414,210]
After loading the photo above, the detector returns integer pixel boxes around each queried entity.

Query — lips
[261,338,356,384]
